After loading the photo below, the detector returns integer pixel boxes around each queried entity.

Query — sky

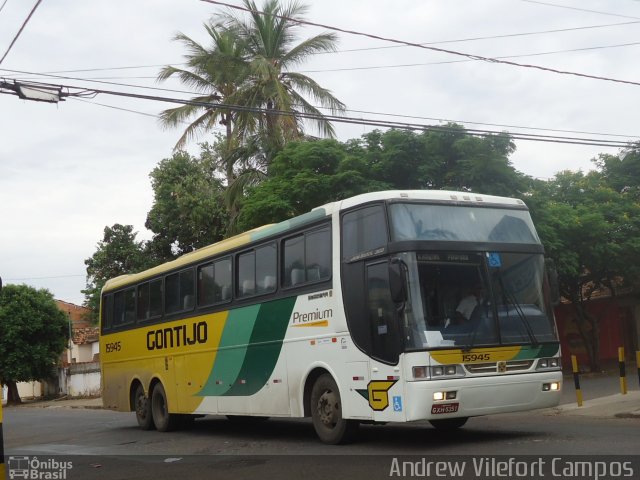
[0,0,639,305]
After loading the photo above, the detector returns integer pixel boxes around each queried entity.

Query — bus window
[237,244,276,298]
[101,293,113,332]
[113,288,135,327]
[256,243,277,294]
[283,227,331,287]
[149,279,163,317]
[342,205,387,261]
[237,251,256,297]
[137,282,150,321]
[198,257,232,306]
[165,268,195,314]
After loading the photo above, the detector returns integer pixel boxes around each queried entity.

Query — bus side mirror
[389,259,407,303]
[545,258,560,306]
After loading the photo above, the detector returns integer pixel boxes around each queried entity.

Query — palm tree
[158,0,345,232]
[157,22,248,187]
[223,0,345,157]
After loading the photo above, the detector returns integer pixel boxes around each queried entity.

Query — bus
[99,190,562,444]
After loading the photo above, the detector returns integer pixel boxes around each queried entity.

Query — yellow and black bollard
[1,395,5,480]
[571,355,583,407]
[637,351,640,390]
[619,347,627,395]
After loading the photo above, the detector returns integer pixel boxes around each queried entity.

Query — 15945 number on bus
[461,353,490,362]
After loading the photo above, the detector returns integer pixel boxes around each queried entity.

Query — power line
[520,0,640,21]
[331,20,640,54]
[199,0,640,88]
[0,0,10,15]
[5,274,85,281]
[3,77,635,148]
[12,39,640,81]
[0,0,44,65]
[4,68,637,142]
[1,19,636,77]
[300,41,640,73]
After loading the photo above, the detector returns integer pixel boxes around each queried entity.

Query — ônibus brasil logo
[7,456,73,480]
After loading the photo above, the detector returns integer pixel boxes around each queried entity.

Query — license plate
[431,402,459,414]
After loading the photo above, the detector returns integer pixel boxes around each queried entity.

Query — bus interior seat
[263,275,276,291]
[291,268,304,286]
[307,266,321,281]
[220,285,231,301]
[183,294,195,310]
[242,280,255,296]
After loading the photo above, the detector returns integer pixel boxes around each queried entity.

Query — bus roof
[102,190,526,292]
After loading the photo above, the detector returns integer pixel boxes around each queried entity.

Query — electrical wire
[0,0,43,65]
[330,20,640,54]
[520,0,640,21]
[3,77,633,148]
[300,41,640,74]
[199,0,640,88]
[3,67,637,141]
[0,0,10,15]
[11,39,640,80]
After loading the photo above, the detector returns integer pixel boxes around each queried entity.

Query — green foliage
[145,150,229,259]
[0,284,69,400]
[83,224,151,322]
[528,169,640,370]
[237,139,387,230]
[238,128,526,230]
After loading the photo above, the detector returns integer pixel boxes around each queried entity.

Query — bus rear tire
[310,374,359,444]
[429,417,468,430]
[151,383,180,432]
[134,383,154,430]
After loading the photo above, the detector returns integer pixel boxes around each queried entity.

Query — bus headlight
[412,365,465,380]
[537,357,561,370]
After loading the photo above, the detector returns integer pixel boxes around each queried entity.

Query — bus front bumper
[404,371,562,421]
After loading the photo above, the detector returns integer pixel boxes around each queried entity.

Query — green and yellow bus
[99,190,562,444]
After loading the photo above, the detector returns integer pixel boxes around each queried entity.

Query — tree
[237,138,387,230]
[158,0,346,225]
[158,23,249,188]
[83,224,151,322]
[145,150,229,259]
[0,285,69,404]
[238,127,527,230]
[529,170,640,371]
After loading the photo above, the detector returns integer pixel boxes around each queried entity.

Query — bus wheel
[310,374,359,444]
[133,383,154,430]
[151,383,180,432]
[429,417,468,430]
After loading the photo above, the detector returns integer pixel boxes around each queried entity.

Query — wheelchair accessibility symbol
[393,396,403,412]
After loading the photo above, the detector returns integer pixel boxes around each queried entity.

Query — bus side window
[283,226,331,287]
[137,282,150,321]
[101,294,113,333]
[165,268,195,314]
[342,205,387,261]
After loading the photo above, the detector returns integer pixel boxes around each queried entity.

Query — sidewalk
[540,391,640,419]
[6,396,103,409]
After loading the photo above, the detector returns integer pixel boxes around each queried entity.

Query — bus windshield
[389,203,540,244]
[398,251,558,350]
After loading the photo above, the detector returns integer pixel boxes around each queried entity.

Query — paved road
[2,370,638,480]
[3,404,639,480]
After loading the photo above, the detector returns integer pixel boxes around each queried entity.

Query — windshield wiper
[497,274,538,346]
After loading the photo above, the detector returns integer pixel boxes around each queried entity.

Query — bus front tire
[429,417,468,430]
[310,374,359,444]
[134,383,154,430]
[151,383,180,432]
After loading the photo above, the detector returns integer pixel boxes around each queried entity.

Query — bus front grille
[464,360,534,374]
